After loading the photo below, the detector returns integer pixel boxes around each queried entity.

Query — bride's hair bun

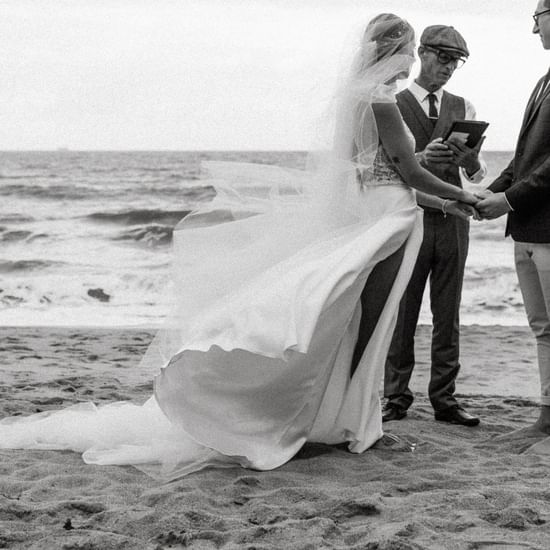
[363,13,415,64]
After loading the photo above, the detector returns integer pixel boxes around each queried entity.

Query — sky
[0,0,548,151]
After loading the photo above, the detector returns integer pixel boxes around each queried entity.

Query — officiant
[383,24,487,426]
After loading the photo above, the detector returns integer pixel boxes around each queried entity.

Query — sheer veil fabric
[0,15,423,479]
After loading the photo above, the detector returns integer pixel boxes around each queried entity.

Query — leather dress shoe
[434,405,480,427]
[382,403,407,422]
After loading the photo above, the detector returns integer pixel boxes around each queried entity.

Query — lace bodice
[358,125,416,187]
[360,145,405,186]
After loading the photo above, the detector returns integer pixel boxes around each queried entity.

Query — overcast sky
[0,0,547,150]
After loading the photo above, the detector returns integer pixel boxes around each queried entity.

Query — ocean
[1,150,521,327]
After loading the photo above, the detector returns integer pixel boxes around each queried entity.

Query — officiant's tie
[427,93,438,127]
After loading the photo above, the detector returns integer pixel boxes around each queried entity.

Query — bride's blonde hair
[363,13,415,68]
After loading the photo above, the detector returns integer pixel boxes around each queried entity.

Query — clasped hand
[445,189,511,220]
[446,189,511,221]
[472,189,511,220]
[420,137,509,221]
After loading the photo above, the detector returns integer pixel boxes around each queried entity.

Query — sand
[0,325,549,550]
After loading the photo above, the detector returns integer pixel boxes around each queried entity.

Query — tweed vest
[396,88,466,193]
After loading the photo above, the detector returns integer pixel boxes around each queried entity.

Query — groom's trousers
[384,210,469,412]
[515,241,550,407]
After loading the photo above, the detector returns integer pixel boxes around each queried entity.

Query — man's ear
[417,46,425,57]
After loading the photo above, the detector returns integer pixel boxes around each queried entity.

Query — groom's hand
[445,200,480,221]
[473,188,493,200]
[472,188,493,219]
[475,192,511,220]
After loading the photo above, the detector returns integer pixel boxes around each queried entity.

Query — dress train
[0,187,423,479]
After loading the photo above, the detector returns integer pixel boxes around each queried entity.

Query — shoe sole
[434,416,480,427]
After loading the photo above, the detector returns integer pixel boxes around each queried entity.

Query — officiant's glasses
[423,45,466,69]
[533,8,550,25]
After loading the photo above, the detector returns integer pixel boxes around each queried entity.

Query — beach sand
[1,325,549,550]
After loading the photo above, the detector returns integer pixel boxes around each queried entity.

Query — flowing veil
[139,15,417,374]
[0,15,420,480]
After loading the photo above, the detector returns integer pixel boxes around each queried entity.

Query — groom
[476,0,550,440]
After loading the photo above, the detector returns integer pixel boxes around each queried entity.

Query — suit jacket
[489,73,550,242]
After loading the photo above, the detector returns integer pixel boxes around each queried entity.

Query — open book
[443,120,489,148]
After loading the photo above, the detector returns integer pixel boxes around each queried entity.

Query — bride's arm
[371,103,477,205]
[415,191,478,220]
[416,191,447,210]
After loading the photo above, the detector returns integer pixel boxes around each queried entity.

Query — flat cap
[420,25,469,57]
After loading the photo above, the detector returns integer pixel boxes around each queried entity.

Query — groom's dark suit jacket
[489,73,550,242]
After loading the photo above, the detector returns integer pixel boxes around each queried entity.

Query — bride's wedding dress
[0,17,426,479]
[0,145,423,479]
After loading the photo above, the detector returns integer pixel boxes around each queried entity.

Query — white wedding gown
[0,147,423,480]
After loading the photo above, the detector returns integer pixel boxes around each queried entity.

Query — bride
[0,14,477,479]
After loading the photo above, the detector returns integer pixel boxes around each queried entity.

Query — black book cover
[443,120,489,148]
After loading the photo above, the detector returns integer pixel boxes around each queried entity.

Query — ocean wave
[0,259,64,273]
[180,185,215,198]
[0,183,95,200]
[0,174,36,180]
[86,208,190,226]
[464,265,516,283]
[141,167,180,173]
[169,173,200,180]
[134,184,215,201]
[0,229,48,243]
[0,222,49,243]
[113,224,174,247]
[0,293,25,306]
[0,229,32,242]
[470,229,507,241]
[23,163,53,170]
[0,270,170,320]
[0,214,35,223]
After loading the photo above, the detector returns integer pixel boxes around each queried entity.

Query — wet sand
[1,325,549,550]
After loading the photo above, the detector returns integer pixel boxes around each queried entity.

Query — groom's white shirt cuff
[503,193,514,211]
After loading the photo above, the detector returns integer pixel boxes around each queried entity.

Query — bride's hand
[444,200,480,221]
[459,189,479,206]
